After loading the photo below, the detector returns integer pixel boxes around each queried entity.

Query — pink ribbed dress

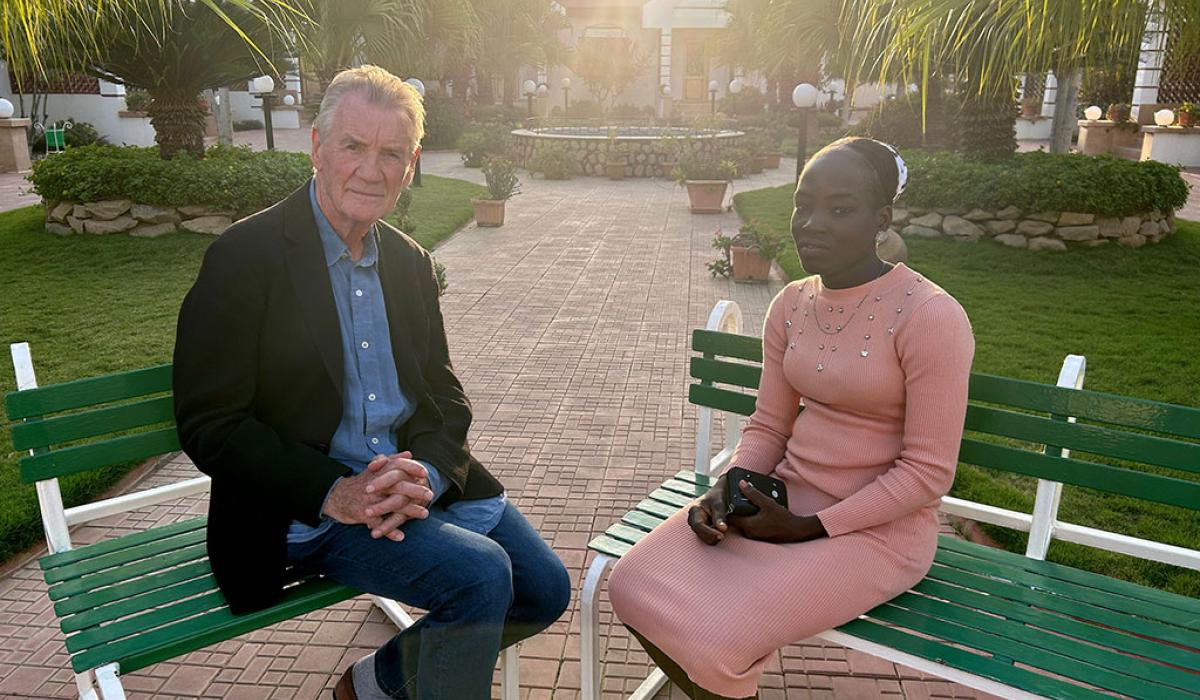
[608,264,975,697]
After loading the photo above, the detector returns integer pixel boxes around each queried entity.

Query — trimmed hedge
[900,150,1189,217]
[29,144,313,212]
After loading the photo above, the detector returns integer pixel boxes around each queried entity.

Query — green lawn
[0,174,484,564]
[735,184,1200,596]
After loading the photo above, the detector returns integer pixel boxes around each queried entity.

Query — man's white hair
[314,65,425,150]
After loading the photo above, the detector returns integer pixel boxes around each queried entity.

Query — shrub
[123,90,151,112]
[422,95,467,150]
[851,94,956,149]
[468,103,526,127]
[563,99,603,119]
[29,143,314,213]
[900,149,1189,216]
[31,118,108,151]
[458,124,511,167]
[233,119,263,131]
[392,188,416,235]
[735,219,787,261]
[674,148,737,183]
[742,130,775,156]
[718,85,766,116]
[609,102,654,120]
[482,157,520,200]
[529,143,576,180]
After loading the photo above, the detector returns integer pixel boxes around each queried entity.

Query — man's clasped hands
[320,451,434,541]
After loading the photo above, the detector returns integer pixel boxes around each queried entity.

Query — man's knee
[525,556,571,626]
[441,539,515,615]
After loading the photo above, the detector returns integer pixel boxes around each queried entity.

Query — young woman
[608,137,975,699]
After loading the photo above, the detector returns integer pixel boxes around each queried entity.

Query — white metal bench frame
[579,300,1200,700]
[11,342,520,700]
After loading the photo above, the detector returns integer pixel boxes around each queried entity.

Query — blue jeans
[286,501,571,699]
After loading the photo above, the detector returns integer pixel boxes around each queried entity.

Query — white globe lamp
[282,94,296,107]
[661,84,671,97]
[251,75,274,95]
[561,77,571,90]
[1154,108,1175,127]
[792,83,819,109]
[1083,105,1103,121]
[729,78,744,95]
[536,83,548,98]
[522,79,536,96]
[404,78,425,98]
[0,98,14,119]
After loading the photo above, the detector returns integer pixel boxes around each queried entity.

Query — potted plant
[674,149,737,214]
[761,127,786,169]
[605,139,629,180]
[1178,102,1196,128]
[744,130,774,172]
[726,145,758,177]
[656,135,689,178]
[1106,103,1131,123]
[729,220,786,282]
[1020,96,1041,118]
[529,143,576,180]
[472,157,520,227]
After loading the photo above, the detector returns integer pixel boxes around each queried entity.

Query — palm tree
[471,0,569,106]
[3,1,306,159]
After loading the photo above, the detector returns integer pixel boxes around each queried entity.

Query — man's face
[310,92,420,234]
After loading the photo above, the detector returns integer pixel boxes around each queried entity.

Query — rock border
[44,199,238,237]
[891,205,1174,250]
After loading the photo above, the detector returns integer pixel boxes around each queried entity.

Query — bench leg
[581,554,615,700]
[73,669,99,700]
[501,645,520,700]
[94,663,126,700]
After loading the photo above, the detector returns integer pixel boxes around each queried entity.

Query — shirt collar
[309,179,378,268]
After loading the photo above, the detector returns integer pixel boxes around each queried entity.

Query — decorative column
[0,107,31,172]
[660,28,673,115]
[1131,3,1168,122]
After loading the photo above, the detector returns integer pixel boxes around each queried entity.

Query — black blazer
[173,181,503,614]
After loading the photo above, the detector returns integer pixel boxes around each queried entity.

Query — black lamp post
[405,78,425,187]
[251,75,276,151]
[562,77,571,118]
[792,83,818,180]
[523,79,536,117]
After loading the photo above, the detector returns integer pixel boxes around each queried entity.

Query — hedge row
[900,150,1189,217]
[29,144,313,212]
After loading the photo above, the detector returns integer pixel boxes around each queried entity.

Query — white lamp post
[1083,105,1103,121]
[250,75,277,150]
[404,78,426,98]
[523,79,537,116]
[729,78,744,95]
[792,83,819,179]
[561,77,571,116]
[708,79,720,115]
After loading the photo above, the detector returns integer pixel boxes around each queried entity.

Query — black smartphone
[724,466,788,517]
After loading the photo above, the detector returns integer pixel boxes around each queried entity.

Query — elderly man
[173,66,570,700]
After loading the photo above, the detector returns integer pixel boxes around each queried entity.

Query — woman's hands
[688,475,827,545]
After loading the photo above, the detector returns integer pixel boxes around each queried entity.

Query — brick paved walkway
[4,134,988,700]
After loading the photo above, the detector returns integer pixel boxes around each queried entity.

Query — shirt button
[368,393,376,401]
[371,437,379,445]
[355,289,363,297]
[361,341,369,349]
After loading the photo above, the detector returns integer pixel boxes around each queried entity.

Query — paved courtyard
[0,127,1106,700]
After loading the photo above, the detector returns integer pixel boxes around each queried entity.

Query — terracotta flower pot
[605,161,627,180]
[472,198,506,227]
[731,246,772,282]
[657,160,678,178]
[1179,112,1195,128]
[749,157,765,174]
[1021,103,1040,118]
[685,180,728,214]
[762,153,782,169]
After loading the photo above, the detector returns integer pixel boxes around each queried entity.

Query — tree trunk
[210,88,233,145]
[1049,68,1081,154]
[954,79,1017,160]
[147,90,207,159]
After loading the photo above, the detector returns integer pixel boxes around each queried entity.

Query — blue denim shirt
[287,182,505,542]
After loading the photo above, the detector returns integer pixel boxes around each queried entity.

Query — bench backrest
[688,328,1200,511]
[6,364,178,484]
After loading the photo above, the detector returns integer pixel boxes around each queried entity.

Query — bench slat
[48,543,207,601]
[912,578,1200,674]
[43,529,206,584]
[12,396,175,452]
[867,603,1175,699]
[69,578,358,674]
[588,535,632,558]
[965,404,1200,475]
[41,517,207,570]
[4,365,172,420]
[969,373,1200,439]
[647,487,695,509]
[632,497,680,520]
[839,618,1106,699]
[691,330,762,362]
[938,536,1200,621]
[659,478,708,499]
[66,590,227,653]
[689,357,762,390]
[688,384,757,417]
[621,511,667,532]
[61,575,219,634]
[20,427,181,483]
[54,561,212,616]
[603,523,649,545]
[958,437,1200,510]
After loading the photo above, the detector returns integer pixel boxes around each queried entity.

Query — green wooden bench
[580,301,1200,700]
[4,342,520,700]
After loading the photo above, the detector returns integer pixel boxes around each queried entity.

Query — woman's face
[790,151,891,276]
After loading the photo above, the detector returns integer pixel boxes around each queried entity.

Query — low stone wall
[892,205,1175,250]
[43,199,236,237]
[512,128,743,178]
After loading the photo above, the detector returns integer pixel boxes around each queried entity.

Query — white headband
[880,142,908,203]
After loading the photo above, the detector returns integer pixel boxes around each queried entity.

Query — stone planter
[731,246,772,282]
[761,153,782,169]
[605,161,627,180]
[685,180,728,214]
[42,198,234,237]
[472,198,506,227]
[747,157,764,175]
